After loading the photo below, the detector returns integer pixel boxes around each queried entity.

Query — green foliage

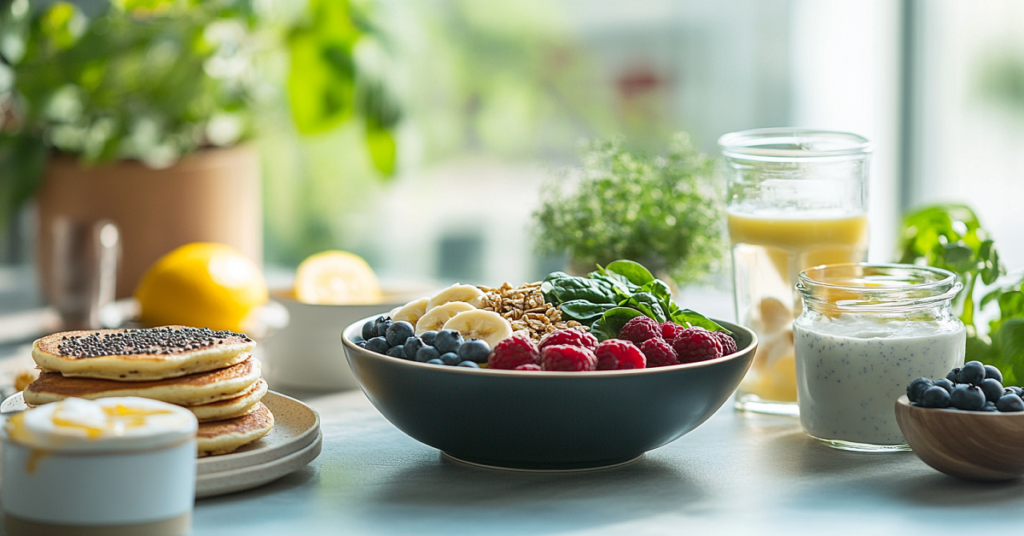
[0,0,400,229]
[897,204,1024,381]
[897,204,1003,330]
[541,259,725,341]
[533,133,723,286]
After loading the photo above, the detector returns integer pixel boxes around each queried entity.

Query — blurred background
[0,0,1022,311]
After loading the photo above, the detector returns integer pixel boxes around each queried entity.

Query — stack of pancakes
[26,326,274,457]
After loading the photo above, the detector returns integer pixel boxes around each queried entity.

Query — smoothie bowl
[339,260,756,470]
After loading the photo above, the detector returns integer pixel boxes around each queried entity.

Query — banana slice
[442,310,513,348]
[415,302,475,335]
[426,284,485,312]
[392,297,429,326]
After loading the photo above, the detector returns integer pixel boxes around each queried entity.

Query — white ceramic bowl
[262,281,436,391]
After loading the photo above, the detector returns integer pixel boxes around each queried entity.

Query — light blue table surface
[191,388,1024,536]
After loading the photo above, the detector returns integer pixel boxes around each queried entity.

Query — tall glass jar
[794,263,965,452]
[719,128,872,416]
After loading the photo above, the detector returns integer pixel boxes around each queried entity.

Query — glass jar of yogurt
[794,263,965,452]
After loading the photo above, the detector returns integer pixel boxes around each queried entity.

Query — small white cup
[1,397,197,536]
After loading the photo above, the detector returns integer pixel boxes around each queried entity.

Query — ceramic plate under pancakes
[196,430,323,498]
[1,390,321,481]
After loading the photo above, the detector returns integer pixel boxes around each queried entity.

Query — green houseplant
[0,0,400,297]
[533,133,723,285]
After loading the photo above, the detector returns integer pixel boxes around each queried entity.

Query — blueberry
[981,402,998,412]
[386,345,405,358]
[386,321,415,347]
[375,319,394,338]
[361,321,376,340]
[434,330,464,354]
[458,339,491,363]
[985,364,1004,383]
[403,337,424,360]
[997,393,1024,412]
[457,361,480,368]
[933,378,955,394]
[420,331,438,346]
[946,367,961,383]
[919,386,951,408]
[373,315,390,331]
[416,346,441,363]
[980,378,1004,403]
[951,385,986,411]
[426,358,444,365]
[1012,386,1024,398]
[356,340,367,348]
[907,377,933,403]
[365,337,390,355]
[958,361,986,385]
[440,352,461,366]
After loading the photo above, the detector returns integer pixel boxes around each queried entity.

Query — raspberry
[640,338,678,367]
[488,334,540,370]
[618,316,661,345]
[712,331,738,355]
[594,339,646,370]
[671,328,723,364]
[660,322,685,341]
[538,328,598,351]
[515,364,542,371]
[541,344,597,372]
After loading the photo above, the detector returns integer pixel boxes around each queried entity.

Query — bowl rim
[341,314,757,378]
[897,395,1024,417]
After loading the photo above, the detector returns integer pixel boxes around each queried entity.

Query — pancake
[33,326,255,381]
[190,379,268,423]
[197,402,274,457]
[24,357,262,407]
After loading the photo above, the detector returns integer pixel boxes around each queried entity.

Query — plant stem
[962,271,978,336]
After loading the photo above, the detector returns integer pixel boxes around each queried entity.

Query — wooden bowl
[895,395,1024,481]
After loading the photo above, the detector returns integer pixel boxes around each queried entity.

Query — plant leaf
[591,307,643,341]
[605,259,654,286]
[672,308,727,333]
[558,300,614,323]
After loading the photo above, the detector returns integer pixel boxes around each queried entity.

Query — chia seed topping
[56,327,252,358]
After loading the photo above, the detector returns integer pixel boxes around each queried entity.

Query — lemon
[294,250,381,305]
[135,243,268,332]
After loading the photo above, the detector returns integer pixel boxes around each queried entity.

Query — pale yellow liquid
[729,211,868,404]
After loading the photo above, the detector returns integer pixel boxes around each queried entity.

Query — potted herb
[533,133,723,285]
[0,0,400,298]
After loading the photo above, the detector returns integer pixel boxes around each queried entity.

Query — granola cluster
[477,282,584,342]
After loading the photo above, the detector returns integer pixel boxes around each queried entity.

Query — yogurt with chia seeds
[794,314,965,446]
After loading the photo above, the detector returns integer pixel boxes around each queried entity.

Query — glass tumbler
[794,263,965,451]
[719,128,871,416]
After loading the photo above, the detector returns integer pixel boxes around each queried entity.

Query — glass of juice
[718,129,872,416]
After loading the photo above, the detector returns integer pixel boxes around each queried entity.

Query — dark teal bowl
[341,317,756,470]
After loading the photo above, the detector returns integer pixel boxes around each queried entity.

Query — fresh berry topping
[618,316,661,345]
[439,352,461,366]
[980,378,1004,403]
[375,318,393,338]
[488,334,540,370]
[541,344,597,372]
[420,331,438,346]
[997,393,1024,412]
[365,337,389,355]
[538,328,598,351]
[660,322,685,341]
[434,329,464,354]
[671,328,723,364]
[946,367,961,383]
[457,361,480,368]
[386,321,415,347]
[640,338,678,367]
[985,364,1004,383]
[416,346,441,363]
[918,386,951,408]
[361,321,376,341]
[958,361,986,385]
[514,364,542,371]
[457,339,491,363]
[907,377,933,403]
[386,346,405,358]
[594,339,646,370]
[711,331,738,355]
[403,336,424,359]
[426,358,444,365]
[950,384,986,411]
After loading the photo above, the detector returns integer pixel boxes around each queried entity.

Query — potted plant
[0,0,400,298]
[533,133,723,286]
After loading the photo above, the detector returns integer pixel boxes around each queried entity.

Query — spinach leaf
[558,300,615,323]
[592,308,644,341]
[542,272,618,305]
[619,292,667,323]
[605,260,655,287]
[672,309,728,333]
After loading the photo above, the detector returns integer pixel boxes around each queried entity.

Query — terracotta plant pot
[36,146,262,301]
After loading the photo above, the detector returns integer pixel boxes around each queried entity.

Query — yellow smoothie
[728,210,868,404]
